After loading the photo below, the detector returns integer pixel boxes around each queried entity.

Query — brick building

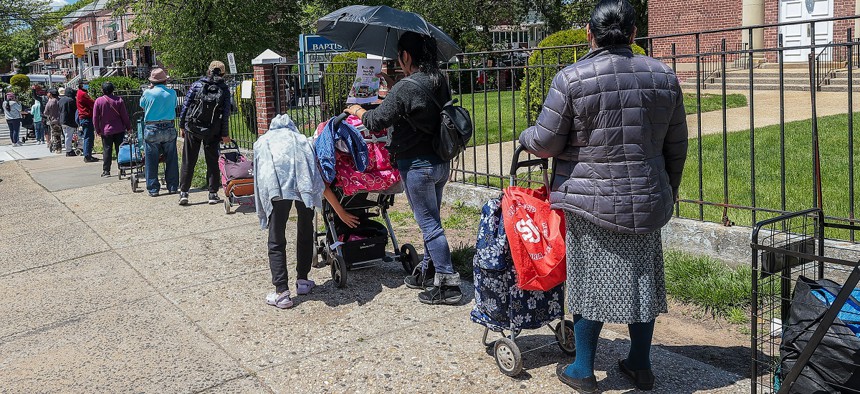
[34,0,155,82]
[649,0,860,65]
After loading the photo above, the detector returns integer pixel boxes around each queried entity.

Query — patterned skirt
[564,212,667,324]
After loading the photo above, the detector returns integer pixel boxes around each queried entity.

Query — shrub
[323,51,366,116]
[10,74,30,91]
[520,29,646,117]
[88,76,147,97]
[444,62,474,94]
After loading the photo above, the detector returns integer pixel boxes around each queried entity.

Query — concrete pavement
[0,154,751,392]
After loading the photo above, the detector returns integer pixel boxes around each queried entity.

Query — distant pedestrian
[93,82,132,177]
[43,89,62,152]
[42,89,63,152]
[30,95,44,144]
[58,87,79,157]
[76,82,98,163]
[139,68,179,197]
[3,92,27,146]
[177,60,232,206]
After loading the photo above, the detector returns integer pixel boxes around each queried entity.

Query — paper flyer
[347,58,383,104]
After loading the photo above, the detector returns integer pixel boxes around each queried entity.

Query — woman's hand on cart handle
[336,208,360,229]
[345,105,365,118]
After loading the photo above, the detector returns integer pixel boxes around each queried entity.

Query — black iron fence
[113,73,258,150]
[265,15,860,240]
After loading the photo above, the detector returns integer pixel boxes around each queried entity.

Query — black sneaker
[178,192,189,206]
[404,265,435,290]
[100,171,110,177]
[418,285,462,305]
[208,192,222,204]
[65,151,77,157]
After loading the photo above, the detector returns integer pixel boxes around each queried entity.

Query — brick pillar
[254,64,276,135]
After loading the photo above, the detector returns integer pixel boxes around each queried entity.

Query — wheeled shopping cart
[471,146,575,377]
[751,208,860,393]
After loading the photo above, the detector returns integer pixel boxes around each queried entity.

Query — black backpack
[186,80,224,138]
[402,77,473,161]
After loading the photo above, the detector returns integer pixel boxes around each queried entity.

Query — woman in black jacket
[344,32,462,305]
[518,0,688,392]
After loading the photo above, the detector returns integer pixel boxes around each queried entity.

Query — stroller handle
[331,112,350,129]
[509,145,550,188]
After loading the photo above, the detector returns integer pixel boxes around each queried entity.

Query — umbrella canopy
[317,5,461,61]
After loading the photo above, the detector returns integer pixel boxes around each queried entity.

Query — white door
[779,0,833,62]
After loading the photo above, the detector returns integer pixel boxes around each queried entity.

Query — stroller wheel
[400,244,420,274]
[331,254,347,288]
[494,338,523,377]
[556,320,576,356]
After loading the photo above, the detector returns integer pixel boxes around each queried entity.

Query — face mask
[83,84,89,91]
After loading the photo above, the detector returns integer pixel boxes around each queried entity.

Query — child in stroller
[314,112,419,288]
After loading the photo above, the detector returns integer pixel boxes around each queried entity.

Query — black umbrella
[317,5,461,61]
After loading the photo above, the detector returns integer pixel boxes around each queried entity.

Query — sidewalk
[0,155,751,392]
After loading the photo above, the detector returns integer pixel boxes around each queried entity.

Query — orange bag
[501,185,567,291]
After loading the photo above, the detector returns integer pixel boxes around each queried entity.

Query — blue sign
[301,35,345,53]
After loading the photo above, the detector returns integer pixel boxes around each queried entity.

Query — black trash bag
[779,276,860,393]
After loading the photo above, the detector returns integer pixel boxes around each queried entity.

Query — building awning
[105,40,130,50]
[54,53,74,60]
[27,60,44,66]
[88,43,109,51]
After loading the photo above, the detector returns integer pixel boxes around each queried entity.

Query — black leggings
[268,199,315,293]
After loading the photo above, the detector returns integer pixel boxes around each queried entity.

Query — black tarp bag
[779,276,860,393]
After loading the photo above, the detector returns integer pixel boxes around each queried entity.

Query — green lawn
[679,112,860,236]
[457,90,746,146]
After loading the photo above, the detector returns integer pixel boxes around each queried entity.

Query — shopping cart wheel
[131,174,139,192]
[556,320,576,356]
[400,244,420,274]
[331,254,347,288]
[494,338,523,377]
[224,199,231,214]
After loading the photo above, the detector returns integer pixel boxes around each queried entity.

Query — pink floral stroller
[313,111,419,288]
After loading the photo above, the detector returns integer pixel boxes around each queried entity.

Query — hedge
[520,29,646,116]
[10,74,30,91]
[88,76,147,98]
[324,51,366,114]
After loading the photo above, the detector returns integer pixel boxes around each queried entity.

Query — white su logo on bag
[515,218,542,243]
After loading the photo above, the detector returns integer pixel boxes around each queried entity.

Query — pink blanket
[315,115,401,195]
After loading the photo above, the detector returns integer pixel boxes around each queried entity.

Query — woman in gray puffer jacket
[518,0,688,392]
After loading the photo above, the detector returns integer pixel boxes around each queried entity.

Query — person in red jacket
[76,82,98,163]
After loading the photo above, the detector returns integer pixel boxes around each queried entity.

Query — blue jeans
[79,118,95,157]
[6,119,21,144]
[34,121,44,142]
[401,161,455,277]
[143,121,179,194]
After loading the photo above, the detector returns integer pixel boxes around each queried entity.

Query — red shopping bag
[501,186,567,291]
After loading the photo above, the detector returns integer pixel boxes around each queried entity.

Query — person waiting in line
[93,82,132,177]
[43,89,62,152]
[177,60,232,206]
[139,68,180,197]
[3,92,27,146]
[345,31,461,305]
[76,82,98,163]
[518,0,688,392]
[58,87,78,156]
[30,93,44,144]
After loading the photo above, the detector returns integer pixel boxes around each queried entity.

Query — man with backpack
[177,60,232,206]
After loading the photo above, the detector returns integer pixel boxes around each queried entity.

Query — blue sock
[564,315,604,379]
[626,320,655,370]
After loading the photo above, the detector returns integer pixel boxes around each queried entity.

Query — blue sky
[50,0,74,9]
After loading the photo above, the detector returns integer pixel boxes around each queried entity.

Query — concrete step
[713,77,813,85]
[819,85,860,92]
[715,71,811,78]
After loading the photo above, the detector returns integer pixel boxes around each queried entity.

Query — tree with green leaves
[0,0,51,72]
[111,0,304,77]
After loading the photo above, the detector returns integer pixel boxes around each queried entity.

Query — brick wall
[254,64,276,135]
[648,0,744,62]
